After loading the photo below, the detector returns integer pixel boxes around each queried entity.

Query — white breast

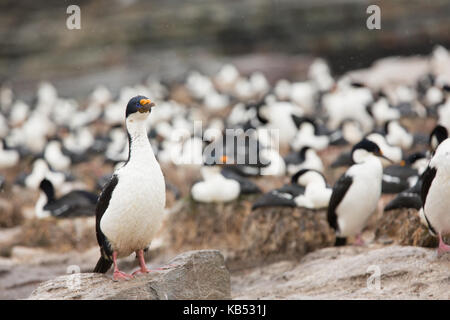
[336,159,382,237]
[424,173,450,235]
[191,175,240,203]
[424,149,450,235]
[100,131,166,258]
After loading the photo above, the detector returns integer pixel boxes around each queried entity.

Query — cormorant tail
[334,236,347,247]
[93,256,112,273]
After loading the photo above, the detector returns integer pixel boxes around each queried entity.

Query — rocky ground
[1,196,449,299]
[232,245,450,300]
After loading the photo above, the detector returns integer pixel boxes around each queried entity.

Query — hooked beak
[138,99,156,113]
[376,150,394,164]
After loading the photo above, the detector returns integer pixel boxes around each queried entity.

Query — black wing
[331,151,353,168]
[95,175,119,259]
[44,190,98,218]
[278,183,305,197]
[383,165,417,180]
[420,166,437,208]
[327,174,353,231]
[252,190,297,210]
[221,168,261,194]
[384,192,422,211]
[251,183,304,210]
[284,151,303,165]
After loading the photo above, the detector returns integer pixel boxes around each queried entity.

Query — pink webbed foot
[113,270,133,281]
[154,264,178,271]
[132,267,150,276]
[437,233,450,257]
[354,234,365,246]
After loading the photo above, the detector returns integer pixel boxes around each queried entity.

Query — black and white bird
[35,179,97,218]
[327,139,392,246]
[284,146,324,175]
[191,155,241,203]
[420,137,450,256]
[93,96,166,281]
[384,127,446,211]
[381,152,427,194]
[384,178,422,212]
[429,124,448,153]
[292,169,332,209]
[251,178,305,210]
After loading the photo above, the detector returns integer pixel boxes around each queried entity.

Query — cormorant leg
[132,249,150,276]
[153,264,178,271]
[113,251,133,281]
[354,233,364,246]
[437,233,450,256]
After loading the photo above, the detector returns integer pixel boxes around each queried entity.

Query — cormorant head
[39,178,55,201]
[429,125,448,152]
[351,139,392,164]
[402,152,427,167]
[125,96,155,119]
[291,168,325,186]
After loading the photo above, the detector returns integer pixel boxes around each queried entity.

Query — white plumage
[100,111,166,258]
[336,156,382,237]
[191,166,240,203]
[423,139,450,241]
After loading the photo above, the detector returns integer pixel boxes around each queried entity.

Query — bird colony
[1,45,450,264]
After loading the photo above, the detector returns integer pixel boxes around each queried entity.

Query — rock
[28,250,230,300]
[231,207,334,270]
[0,198,22,228]
[232,245,450,299]
[19,217,96,251]
[164,198,334,270]
[164,197,255,254]
[375,209,449,247]
[0,217,96,257]
[0,226,23,256]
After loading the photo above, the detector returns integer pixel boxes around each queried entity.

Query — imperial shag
[93,96,166,281]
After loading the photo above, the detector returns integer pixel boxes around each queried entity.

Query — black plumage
[327,174,353,245]
[284,147,312,169]
[381,165,418,194]
[421,166,437,208]
[420,166,438,235]
[384,179,423,211]
[251,183,305,210]
[93,175,118,273]
[331,150,353,168]
[221,168,261,194]
[39,179,97,218]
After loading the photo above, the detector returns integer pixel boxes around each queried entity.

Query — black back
[421,166,437,209]
[251,183,305,210]
[327,174,353,231]
[221,168,261,194]
[95,175,119,260]
[429,125,448,150]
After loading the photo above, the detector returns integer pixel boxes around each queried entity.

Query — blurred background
[2,0,450,99]
[1,0,450,300]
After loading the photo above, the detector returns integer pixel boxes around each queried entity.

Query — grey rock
[375,208,449,247]
[232,245,450,299]
[28,250,230,300]
[231,207,335,270]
